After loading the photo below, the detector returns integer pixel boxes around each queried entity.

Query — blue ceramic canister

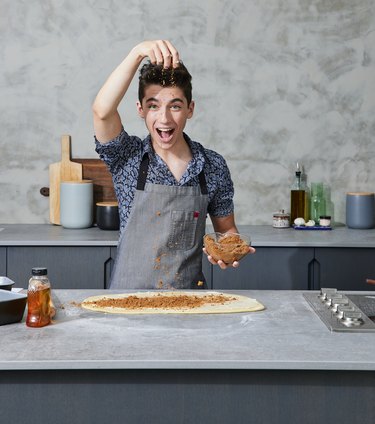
[346,192,375,229]
[60,180,94,229]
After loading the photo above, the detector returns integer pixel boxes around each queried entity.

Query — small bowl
[0,290,27,325]
[203,232,251,264]
[0,276,16,291]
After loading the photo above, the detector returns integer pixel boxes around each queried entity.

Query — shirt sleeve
[206,152,235,217]
[94,128,142,174]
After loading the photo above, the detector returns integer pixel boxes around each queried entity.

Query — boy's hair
[138,61,192,105]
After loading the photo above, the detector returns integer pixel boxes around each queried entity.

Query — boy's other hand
[203,246,256,270]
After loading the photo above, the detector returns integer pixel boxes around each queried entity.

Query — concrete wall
[1,0,374,225]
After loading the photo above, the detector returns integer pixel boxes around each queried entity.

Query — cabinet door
[7,247,111,289]
[213,247,314,290]
[0,247,6,275]
[109,247,212,288]
[109,247,117,288]
[314,248,375,291]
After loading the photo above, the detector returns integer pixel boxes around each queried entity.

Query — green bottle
[310,182,326,224]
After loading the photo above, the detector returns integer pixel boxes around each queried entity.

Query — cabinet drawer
[314,248,375,291]
[213,247,314,290]
[7,246,111,289]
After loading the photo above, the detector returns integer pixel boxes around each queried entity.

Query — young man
[93,40,254,289]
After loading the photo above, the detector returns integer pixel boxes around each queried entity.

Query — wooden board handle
[61,135,72,162]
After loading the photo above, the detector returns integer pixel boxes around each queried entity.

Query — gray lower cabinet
[213,247,314,290]
[0,247,6,275]
[5,245,375,291]
[314,248,375,291]
[7,246,111,289]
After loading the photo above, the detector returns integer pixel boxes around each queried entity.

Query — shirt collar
[183,133,206,175]
[143,133,205,161]
[142,132,206,180]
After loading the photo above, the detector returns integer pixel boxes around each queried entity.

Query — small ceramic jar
[319,216,331,227]
[273,210,290,228]
[96,202,120,230]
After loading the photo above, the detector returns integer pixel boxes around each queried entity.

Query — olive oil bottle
[290,163,309,224]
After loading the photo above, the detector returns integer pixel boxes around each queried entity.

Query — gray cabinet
[0,247,6,275]
[213,247,315,290]
[314,248,375,291]
[7,246,111,289]
[4,244,375,291]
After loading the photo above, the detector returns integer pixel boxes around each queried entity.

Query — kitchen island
[1,290,375,423]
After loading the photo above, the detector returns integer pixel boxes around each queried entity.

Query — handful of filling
[204,232,250,264]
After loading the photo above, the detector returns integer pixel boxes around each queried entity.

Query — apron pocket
[168,210,198,250]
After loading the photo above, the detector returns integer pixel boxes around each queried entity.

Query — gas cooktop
[303,288,375,333]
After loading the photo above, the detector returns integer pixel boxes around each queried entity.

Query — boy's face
[137,84,194,153]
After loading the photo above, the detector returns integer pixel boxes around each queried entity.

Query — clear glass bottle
[290,163,309,224]
[26,267,52,328]
[323,184,334,225]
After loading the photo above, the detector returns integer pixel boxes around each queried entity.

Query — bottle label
[26,286,51,328]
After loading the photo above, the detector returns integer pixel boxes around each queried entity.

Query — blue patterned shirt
[95,129,234,234]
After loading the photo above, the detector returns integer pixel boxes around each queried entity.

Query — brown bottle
[290,163,309,224]
[26,267,52,328]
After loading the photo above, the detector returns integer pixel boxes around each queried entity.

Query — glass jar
[26,267,52,328]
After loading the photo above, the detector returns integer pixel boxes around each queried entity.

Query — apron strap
[198,170,208,195]
[136,153,150,191]
[136,152,208,195]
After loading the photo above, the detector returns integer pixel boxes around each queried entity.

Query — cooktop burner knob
[329,297,349,312]
[335,305,355,319]
[319,288,337,302]
[341,311,364,327]
[324,293,343,307]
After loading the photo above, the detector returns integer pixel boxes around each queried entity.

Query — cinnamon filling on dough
[84,293,235,310]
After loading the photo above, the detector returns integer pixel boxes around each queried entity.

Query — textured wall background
[1,0,374,225]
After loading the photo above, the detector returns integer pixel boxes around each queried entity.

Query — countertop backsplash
[1,0,374,226]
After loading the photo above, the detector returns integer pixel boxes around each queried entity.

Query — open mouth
[156,128,175,141]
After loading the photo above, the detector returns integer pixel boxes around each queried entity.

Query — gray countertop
[1,223,375,247]
[1,289,375,371]
[0,224,119,246]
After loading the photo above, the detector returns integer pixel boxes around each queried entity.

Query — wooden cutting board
[49,135,83,225]
[72,159,116,205]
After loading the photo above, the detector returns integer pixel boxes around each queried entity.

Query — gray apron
[110,153,209,290]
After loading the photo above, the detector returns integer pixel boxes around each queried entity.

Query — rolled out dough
[81,291,265,315]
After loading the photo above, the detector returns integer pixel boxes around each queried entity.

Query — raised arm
[92,40,180,143]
